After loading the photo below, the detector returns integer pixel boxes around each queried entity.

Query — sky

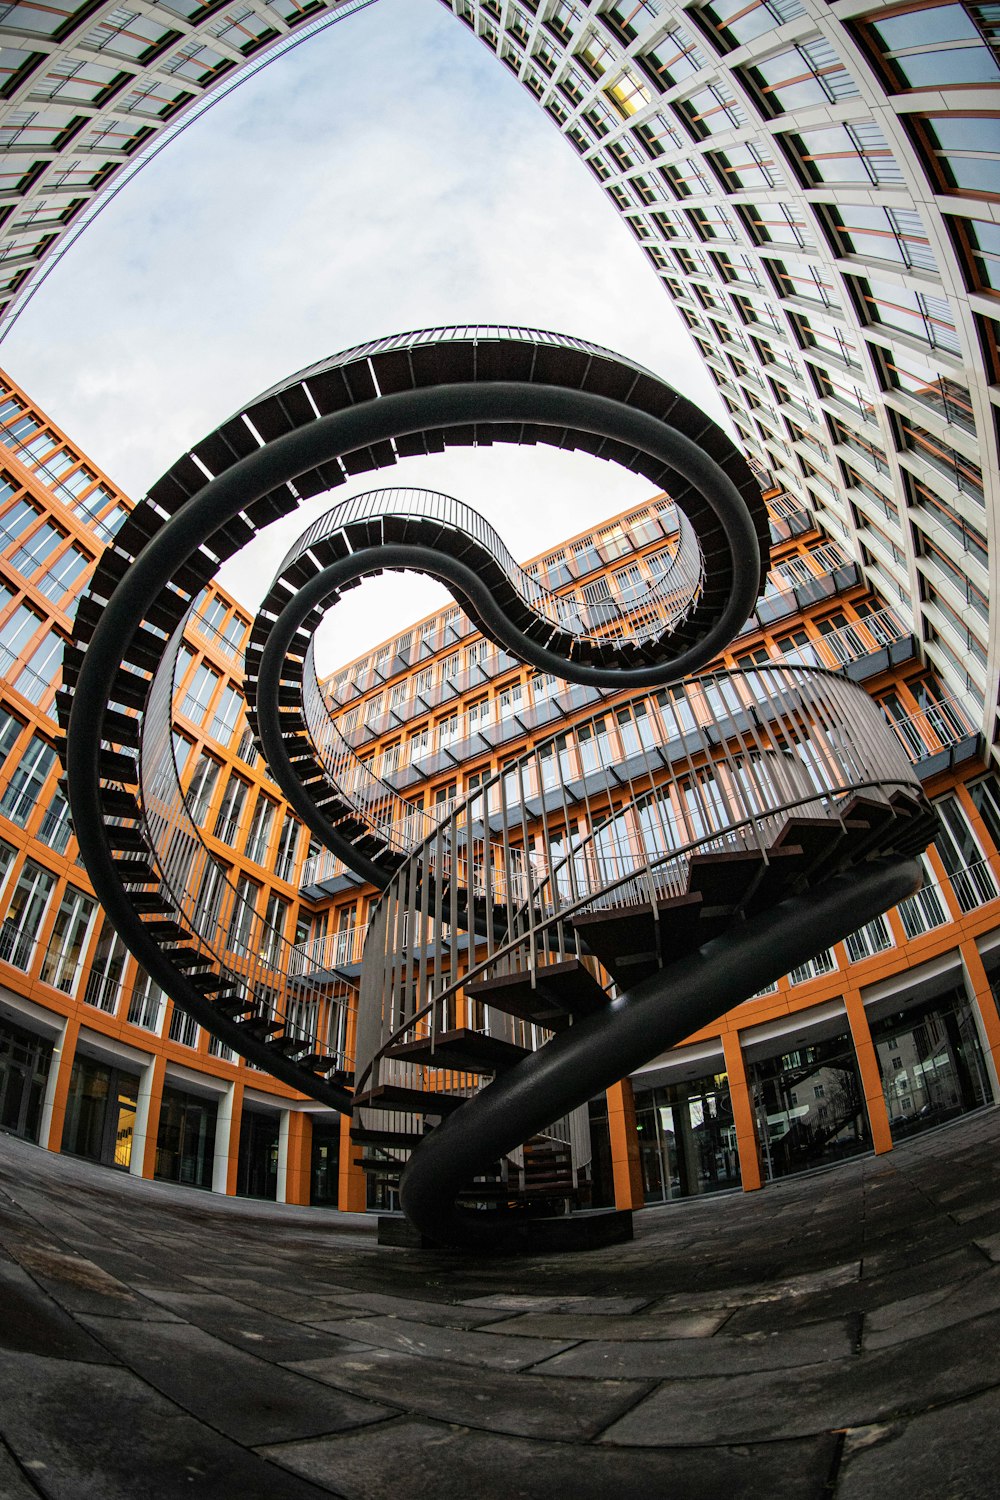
[1,0,728,671]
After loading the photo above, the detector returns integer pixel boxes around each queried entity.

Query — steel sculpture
[59,327,934,1249]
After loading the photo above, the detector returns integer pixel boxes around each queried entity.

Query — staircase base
[377,1208,633,1253]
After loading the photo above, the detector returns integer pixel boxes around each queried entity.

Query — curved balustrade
[139,612,356,1083]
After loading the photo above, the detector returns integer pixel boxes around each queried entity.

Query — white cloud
[1,0,730,670]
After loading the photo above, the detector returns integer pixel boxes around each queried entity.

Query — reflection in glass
[633,1071,740,1202]
[749,1029,870,1179]
[871,986,993,1138]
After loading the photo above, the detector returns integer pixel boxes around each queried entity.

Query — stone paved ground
[3,1114,1000,1498]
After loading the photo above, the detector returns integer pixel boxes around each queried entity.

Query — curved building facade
[0,0,998,1219]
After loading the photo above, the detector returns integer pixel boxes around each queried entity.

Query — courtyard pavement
[3,1114,1000,1498]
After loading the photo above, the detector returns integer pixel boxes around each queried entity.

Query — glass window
[185,755,220,823]
[698,0,805,49]
[210,684,242,744]
[40,885,96,993]
[748,1027,871,1179]
[743,38,860,116]
[827,203,936,271]
[0,599,42,672]
[0,858,54,970]
[917,113,1000,196]
[13,629,62,703]
[634,1070,740,1201]
[0,706,23,767]
[82,917,129,1014]
[784,119,902,187]
[213,773,248,842]
[227,874,259,955]
[675,81,746,139]
[879,348,974,431]
[155,1087,217,1188]
[871,986,993,1138]
[0,733,55,826]
[865,5,1000,89]
[243,794,275,864]
[898,414,983,503]
[934,792,997,908]
[854,276,961,356]
[953,214,1000,292]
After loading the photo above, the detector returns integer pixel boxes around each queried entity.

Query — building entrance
[62,1055,138,1168]
[0,1015,52,1143]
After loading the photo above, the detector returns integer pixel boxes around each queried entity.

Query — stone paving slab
[309,1315,576,1371]
[316,1290,517,1328]
[78,1315,394,1446]
[491,1308,731,1340]
[5,1115,1000,1491]
[259,1416,840,1500]
[863,1264,1000,1349]
[0,1352,334,1500]
[598,1309,1000,1445]
[834,1387,1000,1499]
[0,1437,43,1499]
[286,1345,652,1439]
[537,1316,855,1378]
[460,1293,651,1314]
[0,1258,120,1363]
[136,1288,373,1362]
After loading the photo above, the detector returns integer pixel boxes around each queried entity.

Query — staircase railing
[354,660,923,1102]
[137,609,357,1074]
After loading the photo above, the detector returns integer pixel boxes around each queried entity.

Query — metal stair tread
[353,1083,467,1115]
[385,1027,530,1075]
[464,956,609,1027]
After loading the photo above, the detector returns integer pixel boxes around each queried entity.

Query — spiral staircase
[57,326,934,1250]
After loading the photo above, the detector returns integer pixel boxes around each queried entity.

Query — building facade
[0,0,998,1215]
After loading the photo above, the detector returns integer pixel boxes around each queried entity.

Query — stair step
[571,892,702,982]
[360,1158,403,1178]
[465,957,608,1029]
[686,847,766,908]
[353,1084,467,1116]
[386,1027,530,1076]
[351,1127,426,1149]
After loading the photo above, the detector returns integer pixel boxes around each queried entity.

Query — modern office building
[0,0,998,1222]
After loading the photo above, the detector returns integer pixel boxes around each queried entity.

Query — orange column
[607,1079,644,1211]
[722,1030,762,1191]
[281,1110,312,1206]
[843,988,892,1155]
[339,1111,367,1211]
[41,1014,80,1154]
[134,1053,167,1180]
[960,941,1000,1090]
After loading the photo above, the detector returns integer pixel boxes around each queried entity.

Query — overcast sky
[1,0,728,670]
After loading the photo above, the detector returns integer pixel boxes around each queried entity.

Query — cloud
[1,0,730,666]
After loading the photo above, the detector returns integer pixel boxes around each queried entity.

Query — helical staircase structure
[58,326,936,1250]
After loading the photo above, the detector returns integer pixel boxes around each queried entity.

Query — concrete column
[608,1079,644,1211]
[722,1029,763,1191]
[279,1110,312,1206]
[131,1053,166,1179]
[211,1081,243,1195]
[843,989,893,1155]
[40,1014,79,1154]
